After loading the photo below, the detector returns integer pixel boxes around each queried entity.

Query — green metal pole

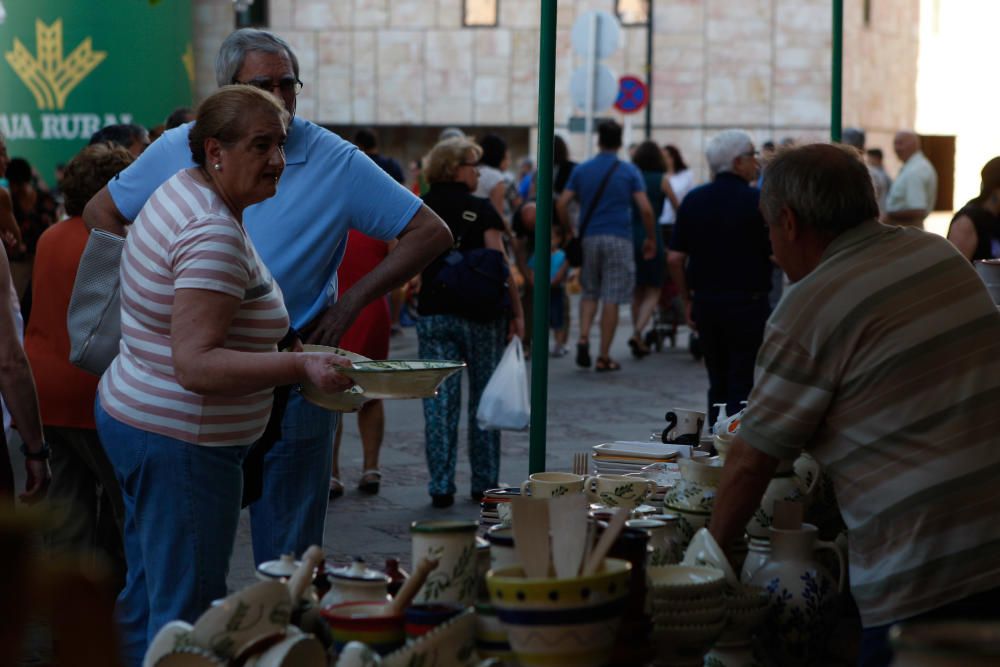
[831,0,843,142]
[529,0,558,474]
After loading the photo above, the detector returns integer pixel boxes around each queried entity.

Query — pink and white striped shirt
[98,169,289,446]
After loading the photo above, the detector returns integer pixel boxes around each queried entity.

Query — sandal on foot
[358,469,381,495]
[595,357,621,372]
[575,341,592,368]
[628,335,650,359]
[329,476,344,500]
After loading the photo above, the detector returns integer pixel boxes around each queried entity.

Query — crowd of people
[2,22,1000,667]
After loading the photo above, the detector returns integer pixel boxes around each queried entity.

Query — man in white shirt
[884,130,937,228]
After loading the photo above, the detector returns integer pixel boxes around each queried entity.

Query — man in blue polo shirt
[556,121,655,372]
[83,29,452,566]
[667,129,772,422]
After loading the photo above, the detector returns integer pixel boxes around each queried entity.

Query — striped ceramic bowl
[486,558,631,667]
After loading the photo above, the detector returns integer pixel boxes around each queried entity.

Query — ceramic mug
[662,408,706,445]
[587,474,656,509]
[519,472,586,498]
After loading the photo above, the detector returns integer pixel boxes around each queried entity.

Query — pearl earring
[214,163,222,171]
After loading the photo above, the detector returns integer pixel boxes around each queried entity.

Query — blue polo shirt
[669,172,772,294]
[565,151,645,240]
[108,117,421,328]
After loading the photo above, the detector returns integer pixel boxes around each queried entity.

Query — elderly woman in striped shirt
[94,85,352,664]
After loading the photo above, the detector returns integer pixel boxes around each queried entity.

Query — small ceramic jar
[410,520,479,605]
[486,525,518,572]
[642,514,684,565]
[319,558,390,608]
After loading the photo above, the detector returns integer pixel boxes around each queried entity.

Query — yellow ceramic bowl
[337,359,466,399]
[486,558,631,667]
[298,345,370,412]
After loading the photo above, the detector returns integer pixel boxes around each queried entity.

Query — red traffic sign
[614,75,648,114]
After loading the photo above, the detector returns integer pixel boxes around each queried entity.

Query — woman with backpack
[416,137,525,509]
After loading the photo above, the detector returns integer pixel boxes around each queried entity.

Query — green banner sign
[0,0,193,185]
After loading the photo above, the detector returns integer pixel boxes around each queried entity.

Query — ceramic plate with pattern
[338,360,466,399]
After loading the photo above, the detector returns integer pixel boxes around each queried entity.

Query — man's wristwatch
[20,441,51,460]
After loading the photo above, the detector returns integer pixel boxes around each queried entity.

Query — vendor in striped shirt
[709,143,1000,667]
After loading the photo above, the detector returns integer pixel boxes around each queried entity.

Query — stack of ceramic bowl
[486,558,632,667]
[479,487,519,529]
[647,565,728,667]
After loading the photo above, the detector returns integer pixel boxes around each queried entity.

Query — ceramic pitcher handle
[584,476,598,501]
[519,480,532,497]
[815,539,846,593]
[643,479,656,499]
[663,411,678,442]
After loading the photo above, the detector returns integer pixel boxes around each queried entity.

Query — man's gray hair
[705,130,753,175]
[760,143,879,238]
[215,29,299,88]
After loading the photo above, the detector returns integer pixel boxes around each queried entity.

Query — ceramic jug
[661,457,723,549]
[747,524,845,667]
[740,537,771,583]
[319,558,390,608]
[746,455,820,539]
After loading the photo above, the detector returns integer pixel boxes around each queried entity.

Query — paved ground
[224,296,709,589]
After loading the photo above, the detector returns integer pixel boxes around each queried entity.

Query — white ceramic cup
[663,408,706,444]
[519,472,586,498]
[587,474,657,509]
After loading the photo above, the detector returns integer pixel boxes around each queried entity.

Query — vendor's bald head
[520,202,536,229]
[893,131,920,162]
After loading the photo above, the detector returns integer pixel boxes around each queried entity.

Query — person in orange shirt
[24,143,133,589]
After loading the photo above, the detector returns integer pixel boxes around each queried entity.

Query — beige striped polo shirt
[740,220,1000,628]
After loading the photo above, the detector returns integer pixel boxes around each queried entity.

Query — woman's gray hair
[215,29,299,88]
[705,129,753,175]
[760,143,879,238]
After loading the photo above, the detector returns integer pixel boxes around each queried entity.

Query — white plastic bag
[476,336,530,431]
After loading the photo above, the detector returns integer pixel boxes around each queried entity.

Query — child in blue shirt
[528,226,570,356]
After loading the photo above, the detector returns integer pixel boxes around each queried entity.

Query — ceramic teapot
[320,558,391,608]
[257,553,299,581]
[746,524,845,666]
[746,455,820,539]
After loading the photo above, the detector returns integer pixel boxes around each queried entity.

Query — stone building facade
[192,0,920,181]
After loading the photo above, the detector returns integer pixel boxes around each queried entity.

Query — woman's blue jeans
[95,396,248,667]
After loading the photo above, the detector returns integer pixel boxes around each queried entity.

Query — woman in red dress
[330,230,392,497]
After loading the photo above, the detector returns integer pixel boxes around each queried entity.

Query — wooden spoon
[385,557,439,616]
[287,545,324,602]
[549,493,589,579]
[581,507,627,576]
[511,497,551,578]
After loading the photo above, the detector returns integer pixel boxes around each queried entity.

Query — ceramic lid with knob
[328,557,390,584]
[256,553,299,580]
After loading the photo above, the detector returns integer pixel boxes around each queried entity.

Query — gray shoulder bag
[67,229,124,375]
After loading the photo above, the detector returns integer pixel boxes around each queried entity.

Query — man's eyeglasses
[459,161,480,169]
[741,150,760,159]
[232,77,304,95]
